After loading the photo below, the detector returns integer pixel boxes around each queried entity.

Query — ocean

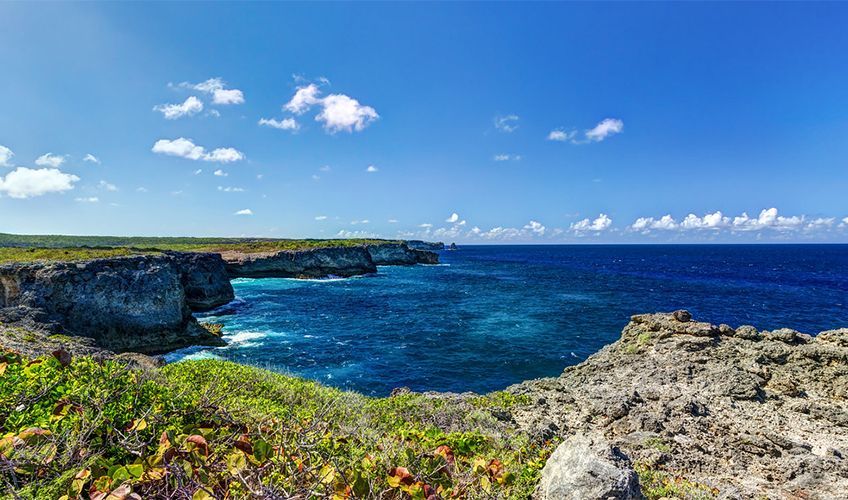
[167,244,848,396]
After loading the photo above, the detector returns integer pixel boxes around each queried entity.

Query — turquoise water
[168,245,848,395]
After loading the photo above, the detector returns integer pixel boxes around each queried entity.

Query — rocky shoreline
[0,241,440,355]
[513,312,848,499]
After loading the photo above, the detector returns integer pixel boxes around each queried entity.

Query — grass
[0,352,552,498]
[635,463,718,499]
[0,233,406,264]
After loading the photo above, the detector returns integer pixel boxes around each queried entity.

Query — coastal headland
[1,235,846,498]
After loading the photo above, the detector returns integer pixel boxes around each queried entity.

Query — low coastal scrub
[0,234,398,264]
[0,351,552,498]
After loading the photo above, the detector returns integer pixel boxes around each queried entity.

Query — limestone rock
[536,434,642,499]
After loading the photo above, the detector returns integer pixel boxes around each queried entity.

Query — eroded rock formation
[510,312,848,499]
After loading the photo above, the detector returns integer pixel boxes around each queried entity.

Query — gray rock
[673,309,692,322]
[365,243,439,266]
[167,251,234,311]
[509,312,848,499]
[405,240,445,251]
[0,255,223,354]
[222,246,377,278]
[536,434,642,499]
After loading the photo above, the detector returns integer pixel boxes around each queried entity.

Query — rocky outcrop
[366,243,440,266]
[0,255,225,354]
[536,434,641,500]
[508,312,848,499]
[166,251,234,311]
[221,246,378,278]
[406,240,445,251]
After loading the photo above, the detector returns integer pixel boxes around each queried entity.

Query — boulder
[536,434,642,499]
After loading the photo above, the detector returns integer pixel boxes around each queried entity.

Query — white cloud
[631,214,678,231]
[336,229,379,238]
[524,220,546,236]
[806,217,835,230]
[75,196,99,203]
[258,117,299,131]
[0,145,13,167]
[548,118,624,144]
[547,129,576,142]
[217,186,244,192]
[571,214,613,232]
[388,219,398,223]
[83,153,100,164]
[205,148,245,163]
[680,211,729,230]
[213,169,228,177]
[0,167,79,198]
[136,187,148,193]
[494,154,521,161]
[98,180,118,191]
[366,165,378,173]
[843,217,848,226]
[283,83,378,133]
[194,169,203,175]
[419,223,433,228]
[319,165,331,172]
[351,219,370,225]
[494,115,519,133]
[35,153,66,168]
[317,94,379,133]
[285,84,322,114]
[732,208,802,232]
[153,96,203,119]
[234,208,253,216]
[585,118,624,142]
[182,78,244,105]
[151,138,244,163]
[315,215,328,221]
[446,213,460,223]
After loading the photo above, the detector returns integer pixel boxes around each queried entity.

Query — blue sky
[1,2,847,243]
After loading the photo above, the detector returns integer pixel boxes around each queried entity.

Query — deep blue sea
[168,245,848,396]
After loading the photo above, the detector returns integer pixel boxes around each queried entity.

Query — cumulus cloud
[419,223,433,228]
[547,129,576,142]
[585,118,624,142]
[630,208,838,235]
[83,153,100,164]
[182,78,244,105]
[258,117,299,131]
[523,220,546,236]
[283,83,378,133]
[35,153,66,168]
[151,138,244,163]
[285,84,322,114]
[494,115,519,133]
[571,214,613,232]
[234,208,253,216]
[153,96,204,119]
[336,229,379,238]
[446,213,459,223]
[0,167,79,198]
[0,145,13,167]
[366,165,378,173]
[75,196,99,203]
[732,208,802,232]
[213,169,228,177]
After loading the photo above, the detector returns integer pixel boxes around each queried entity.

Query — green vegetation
[0,233,402,264]
[635,463,718,499]
[0,247,152,265]
[0,351,552,498]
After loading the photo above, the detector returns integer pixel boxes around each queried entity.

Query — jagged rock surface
[508,312,848,499]
[536,433,642,499]
[166,251,234,311]
[365,243,440,266]
[0,255,224,354]
[406,240,445,251]
[221,246,379,278]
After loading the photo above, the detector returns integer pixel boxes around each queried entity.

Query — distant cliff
[0,242,440,354]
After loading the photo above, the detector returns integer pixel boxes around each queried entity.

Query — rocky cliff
[366,243,439,266]
[221,246,379,278]
[166,251,235,311]
[510,312,848,499]
[406,240,445,251]
[0,255,226,354]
